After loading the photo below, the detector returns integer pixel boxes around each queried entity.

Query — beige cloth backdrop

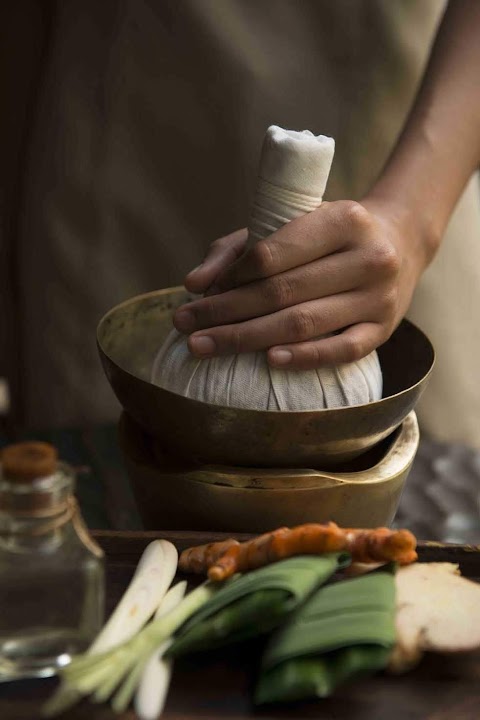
[17,1,480,446]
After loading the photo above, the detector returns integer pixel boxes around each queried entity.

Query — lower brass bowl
[119,411,419,532]
[97,287,434,468]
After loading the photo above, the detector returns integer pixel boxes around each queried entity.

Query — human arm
[174,0,480,369]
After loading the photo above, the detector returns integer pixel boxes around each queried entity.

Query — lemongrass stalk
[92,659,132,703]
[126,581,217,656]
[43,656,116,717]
[112,659,149,713]
[73,662,119,695]
[89,540,178,654]
[134,582,188,720]
[86,642,142,704]
[44,551,189,719]
[44,641,140,716]
[134,639,172,719]
[90,650,136,704]
[108,581,217,713]
[43,580,218,718]
[72,643,141,696]
[63,652,112,680]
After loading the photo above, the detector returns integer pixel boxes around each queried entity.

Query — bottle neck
[0,465,76,551]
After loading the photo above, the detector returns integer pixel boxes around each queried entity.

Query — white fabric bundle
[151,126,382,410]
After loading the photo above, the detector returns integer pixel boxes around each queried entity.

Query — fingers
[176,198,406,369]
[186,293,368,358]
[268,323,387,370]
[174,251,362,333]
[213,201,371,292]
[184,228,248,294]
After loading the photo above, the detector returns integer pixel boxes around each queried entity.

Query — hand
[173,198,429,369]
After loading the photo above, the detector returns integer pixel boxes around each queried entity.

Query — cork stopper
[1,442,58,483]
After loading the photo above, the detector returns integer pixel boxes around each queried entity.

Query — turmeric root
[178,523,417,581]
[344,528,418,566]
[178,538,240,575]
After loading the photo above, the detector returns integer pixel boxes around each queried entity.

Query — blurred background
[2,1,480,539]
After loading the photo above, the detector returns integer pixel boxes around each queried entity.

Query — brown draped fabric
[3,1,480,447]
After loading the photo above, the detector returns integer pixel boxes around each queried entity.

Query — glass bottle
[0,441,105,680]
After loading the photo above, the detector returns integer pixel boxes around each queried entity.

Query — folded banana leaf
[256,566,396,704]
[169,553,350,657]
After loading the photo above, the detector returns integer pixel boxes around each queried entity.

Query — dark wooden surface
[3,531,480,720]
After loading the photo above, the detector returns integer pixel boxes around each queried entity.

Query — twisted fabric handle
[248,178,325,242]
[246,126,335,247]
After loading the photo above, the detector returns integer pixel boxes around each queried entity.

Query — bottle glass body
[0,465,104,680]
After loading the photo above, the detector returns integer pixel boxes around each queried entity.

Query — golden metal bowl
[118,411,419,532]
[97,287,434,468]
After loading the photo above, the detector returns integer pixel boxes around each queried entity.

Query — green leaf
[255,646,392,704]
[256,567,396,704]
[169,554,349,657]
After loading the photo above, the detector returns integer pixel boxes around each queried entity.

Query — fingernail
[270,349,293,366]
[174,309,196,333]
[189,335,216,357]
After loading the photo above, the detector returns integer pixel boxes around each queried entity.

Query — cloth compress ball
[151,126,382,410]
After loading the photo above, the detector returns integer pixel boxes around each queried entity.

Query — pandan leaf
[255,646,392,704]
[169,553,349,657]
[169,589,289,656]
[256,566,396,704]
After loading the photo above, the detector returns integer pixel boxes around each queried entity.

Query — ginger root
[178,523,417,581]
[390,562,480,673]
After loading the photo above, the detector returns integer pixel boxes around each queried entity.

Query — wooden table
[2,531,480,720]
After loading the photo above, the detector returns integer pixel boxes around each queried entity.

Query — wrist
[363,186,441,279]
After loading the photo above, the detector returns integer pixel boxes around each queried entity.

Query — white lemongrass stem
[92,669,126,703]
[42,652,117,717]
[133,582,187,719]
[119,580,216,658]
[112,659,149,713]
[89,540,178,654]
[44,581,218,718]
[74,662,119,695]
[110,582,215,713]
[111,584,187,714]
[43,540,178,718]
[108,581,216,712]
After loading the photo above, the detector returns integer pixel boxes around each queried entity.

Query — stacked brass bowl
[97,287,434,531]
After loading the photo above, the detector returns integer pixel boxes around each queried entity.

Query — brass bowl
[97,287,434,468]
[119,411,419,532]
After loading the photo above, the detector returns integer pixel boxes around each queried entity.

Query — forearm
[180,1,480,366]
[369,0,480,268]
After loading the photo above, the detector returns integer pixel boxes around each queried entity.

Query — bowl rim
[97,287,435,417]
